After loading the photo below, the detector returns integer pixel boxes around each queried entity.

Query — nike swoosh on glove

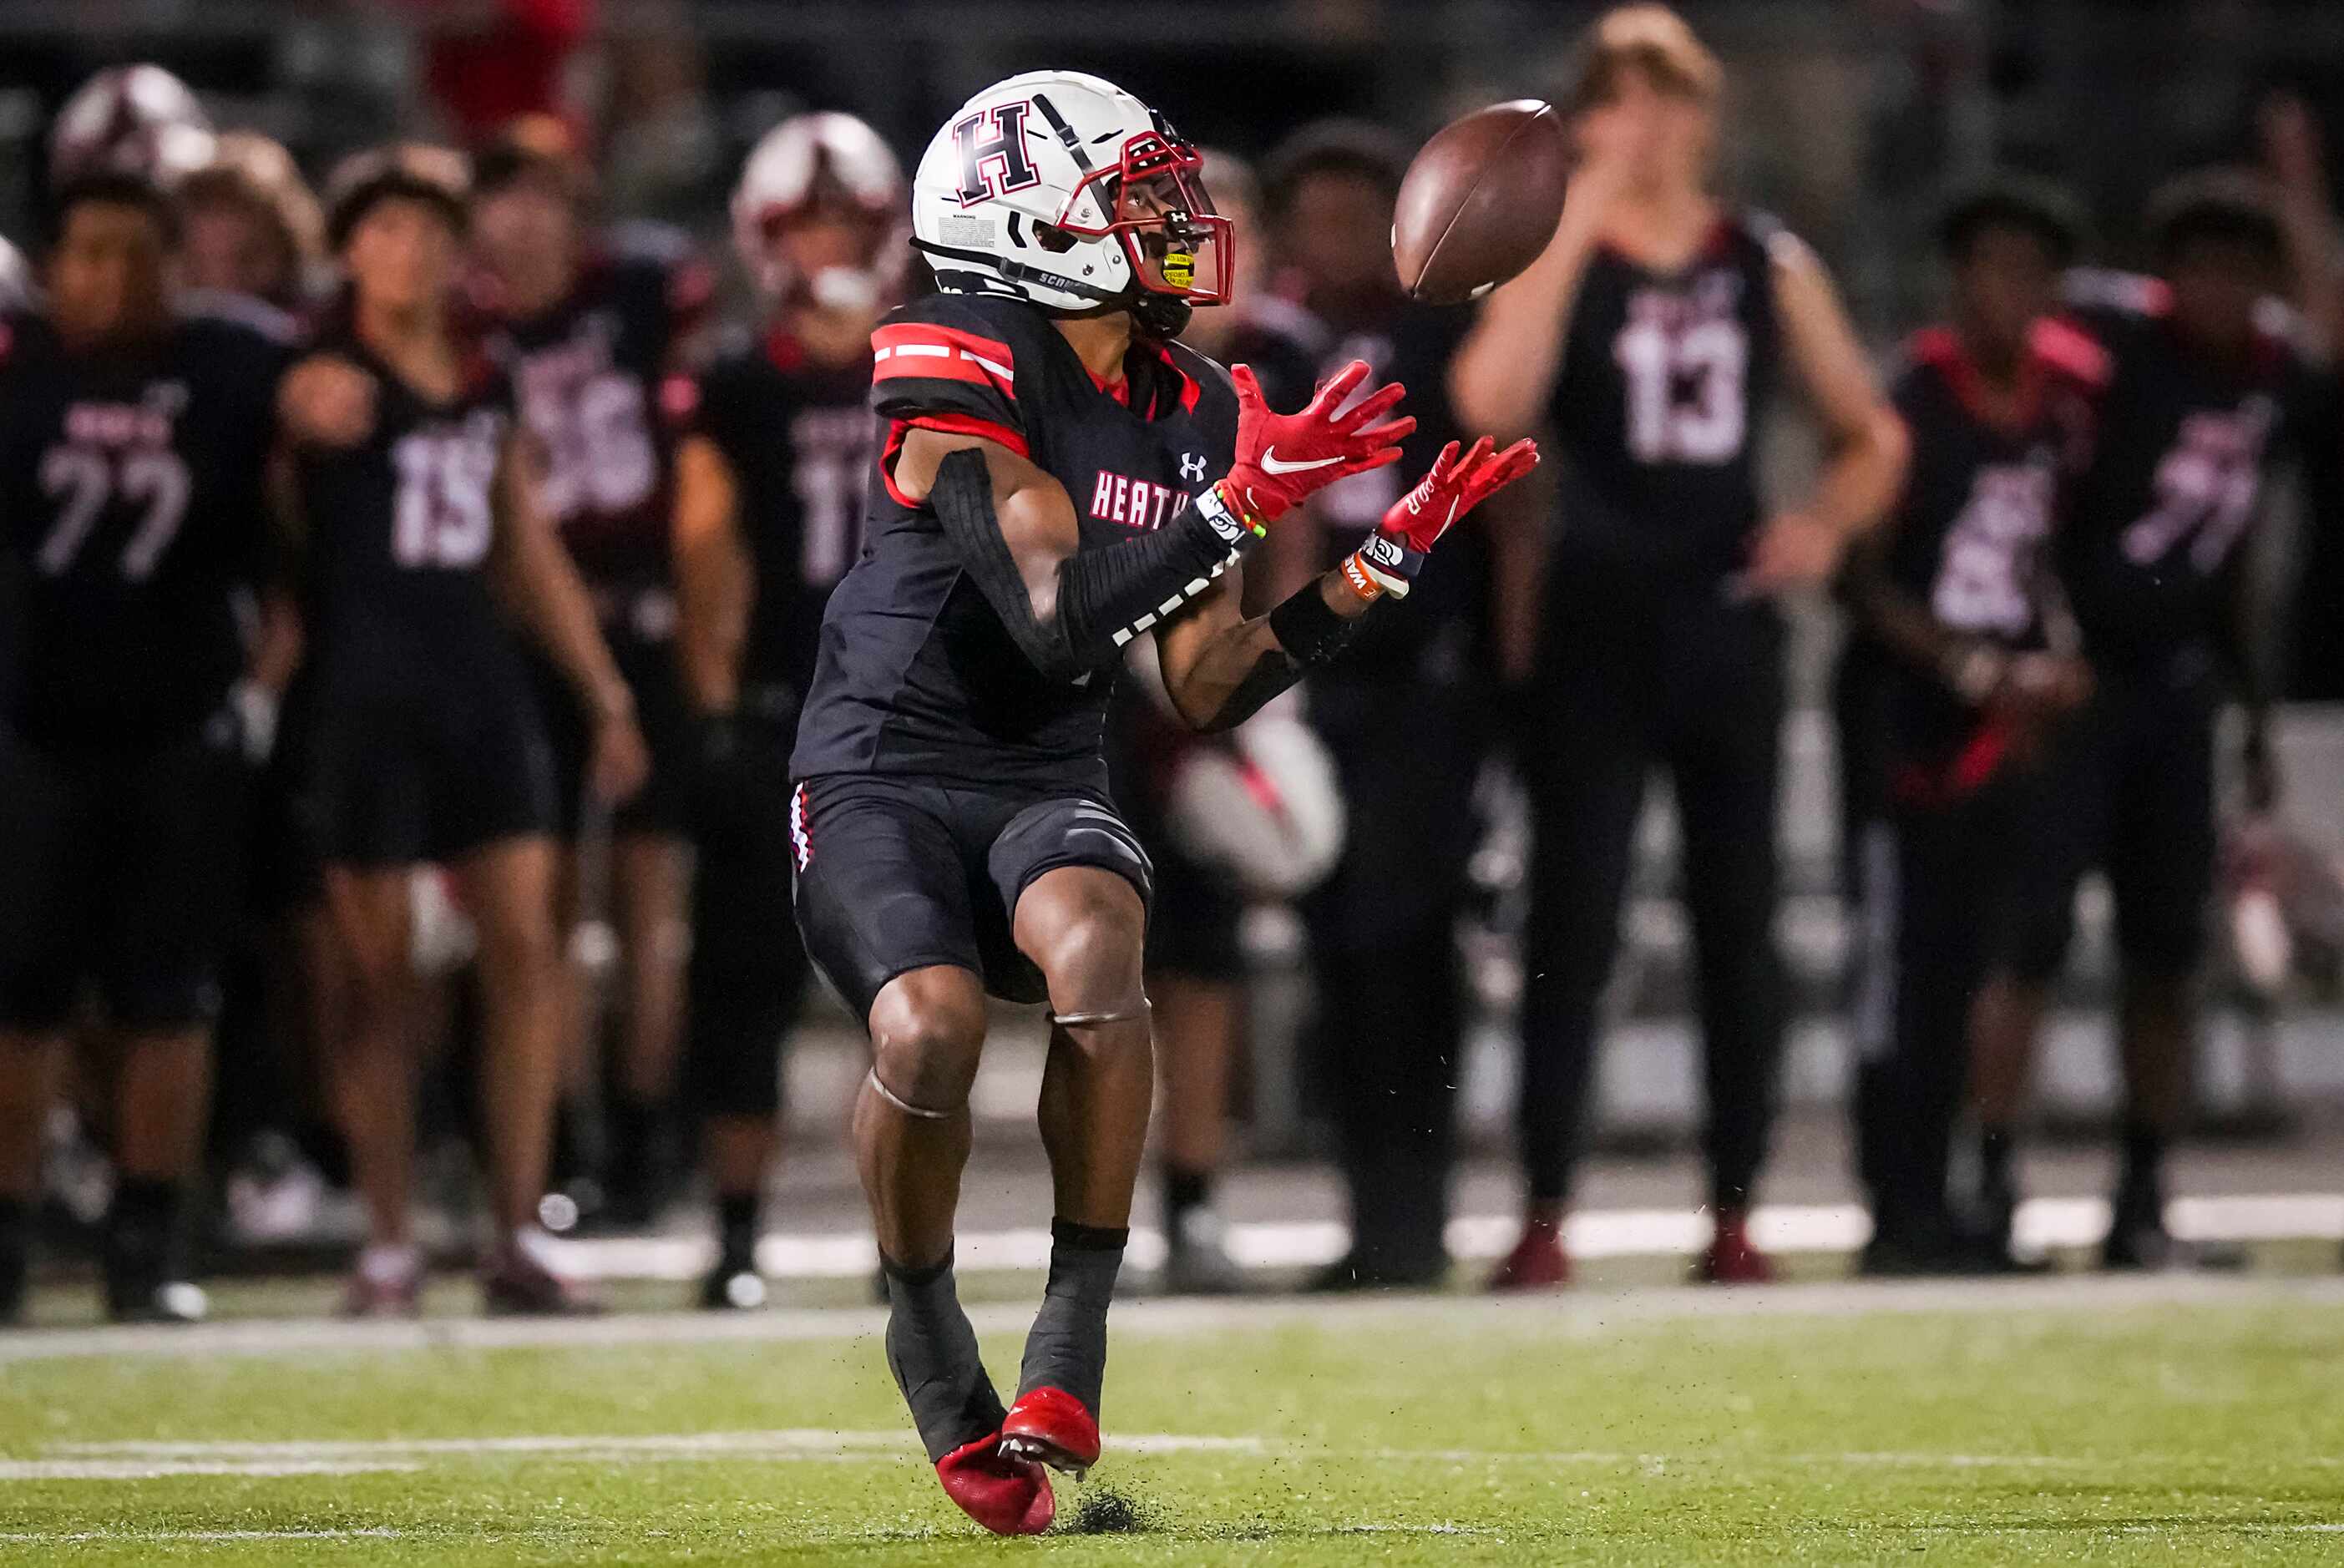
[1343,435,1540,599]
[1214,358,1415,527]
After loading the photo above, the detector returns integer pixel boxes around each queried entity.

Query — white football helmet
[732,111,907,311]
[48,64,216,191]
[910,70,1229,333]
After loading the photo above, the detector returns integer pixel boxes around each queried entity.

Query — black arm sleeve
[929,448,1248,681]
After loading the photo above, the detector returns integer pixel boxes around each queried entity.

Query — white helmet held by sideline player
[910,69,1230,336]
[48,63,216,191]
[732,110,907,312]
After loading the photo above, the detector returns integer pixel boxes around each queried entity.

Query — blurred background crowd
[2,0,2341,1323]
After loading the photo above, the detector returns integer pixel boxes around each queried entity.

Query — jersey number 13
[1614,315,1748,464]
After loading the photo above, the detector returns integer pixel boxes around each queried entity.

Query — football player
[1980,145,2337,1269]
[0,169,291,1323]
[670,110,905,1310]
[1256,122,1500,1291]
[468,120,713,1224]
[280,146,650,1316]
[179,131,324,312]
[1450,3,1908,1288]
[1842,180,2101,1272]
[788,71,1534,1532]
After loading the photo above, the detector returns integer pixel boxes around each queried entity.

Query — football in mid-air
[1391,99,1570,304]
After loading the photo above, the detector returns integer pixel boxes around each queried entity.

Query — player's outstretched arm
[489,428,651,803]
[898,359,1413,685]
[1157,437,1538,733]
[671,432,750,716]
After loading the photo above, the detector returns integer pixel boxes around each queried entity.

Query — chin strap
[1050,1000,1152,1029]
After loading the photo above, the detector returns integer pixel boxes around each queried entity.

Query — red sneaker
[936,1430,1055,1535]
[999,1386,1101,1477]
[1697,1211,1774,1285]
[1486,1221,1569,1292]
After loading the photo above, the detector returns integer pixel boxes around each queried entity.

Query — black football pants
[1302,677,1486,1275]
[1516,588,1786,1213]
[1850,774,2029,1232]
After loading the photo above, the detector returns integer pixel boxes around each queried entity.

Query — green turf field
[3,1278,2343,1565]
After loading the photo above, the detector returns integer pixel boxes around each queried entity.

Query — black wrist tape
[1267,580,1366,667]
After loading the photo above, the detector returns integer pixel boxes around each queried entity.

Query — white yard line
[13,1427,2338,1486]
[552,1191,2344,1282]
[0,1529,403,1542]
[6,1270,2343,1365]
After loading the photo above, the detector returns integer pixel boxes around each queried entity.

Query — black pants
[1516,587,1786,1212]
[685,711,813,1121]
[1302,676,1485,1273]
[1852,763,2043,1230]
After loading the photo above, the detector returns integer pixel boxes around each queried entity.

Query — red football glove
[1344,436,1540,599]
[1216,359,1414,526]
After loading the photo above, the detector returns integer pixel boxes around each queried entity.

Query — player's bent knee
[868,974,987,1113]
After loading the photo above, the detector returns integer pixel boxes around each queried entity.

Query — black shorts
[0,721,250,1030]
[536,624,691,841]
[686,711,813,1120]
[2007,660,2220,981]
[790,772,1155,1023]
[306,650,559,869]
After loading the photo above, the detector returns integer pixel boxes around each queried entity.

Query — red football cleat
[936,1430,1055,1536]
[1697,1211,1774,1285]
[1000,1386,1101,1477]
[1486,1220,1570,1292]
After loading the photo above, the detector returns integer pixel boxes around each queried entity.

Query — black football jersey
[2056,275,2318,667]
[790,293,1239,790]
[687,326,875,697]
[480,247,710,598]
[293,335,517,667]
[1286,298,1486,684]
[0,306,290,747]
[1877,323,2104,774]
[1548,212,1786,581]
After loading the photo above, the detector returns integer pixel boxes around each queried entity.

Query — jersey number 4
[1614,314,1748,464]
[38,445,190,580]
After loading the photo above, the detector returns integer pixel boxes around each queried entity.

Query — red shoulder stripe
[2029,316,2113,389]
[873,323,1017,391]
[877,415,1032,510]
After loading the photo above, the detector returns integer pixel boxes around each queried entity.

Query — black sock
[1978,1127,2015,1195]
[2120,1124,2169,1193]
[880,1249,1004,1463]
[1162,1166,1210,1229]
[716,1191,759,1268]
[0,1198,24,1316]
[610,1096,663,1168]
[109,1177,180,1238]
[1016,1220,1128,1414]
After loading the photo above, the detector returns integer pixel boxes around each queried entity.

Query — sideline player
[280,147,649,1315]
[1256,121,1501,1290]
[468,122,712,1224]
[1842,180,2100,1272]
[0,172,291,1323]
[671,111,904,1309]
[1106,146,1318,1296]
[788,71,1535,1532]
[1451,5,1907,1288]
[1976,148,2337,1268]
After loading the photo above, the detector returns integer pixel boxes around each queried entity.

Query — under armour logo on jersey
[952,103,1040,207]
[1179,452,1208,482]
